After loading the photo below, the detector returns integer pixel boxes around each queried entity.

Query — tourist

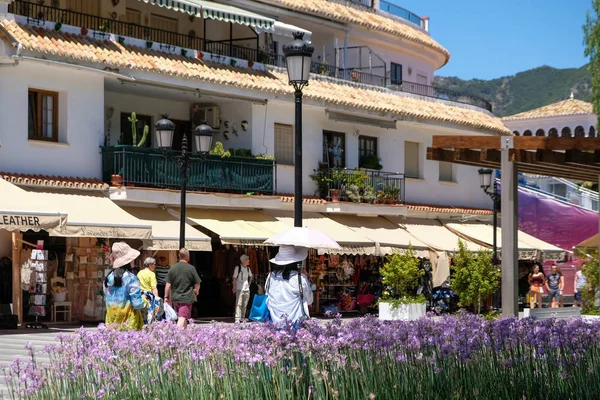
[574,264,588,307]
[138,257,159,298]
[155,257,169,299]
[528,263,545,309]
[545,264,564,309]
[266,245,313,324]
[232,254,253,323]
[103,242,145,330]
[165,248,201,328]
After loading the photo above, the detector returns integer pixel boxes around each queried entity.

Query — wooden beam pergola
[427,136,600,318]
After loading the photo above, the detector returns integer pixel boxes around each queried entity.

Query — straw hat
[270,245,308,265]
[110,242,140,269]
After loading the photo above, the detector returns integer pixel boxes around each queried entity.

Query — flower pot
[248,60,254,68]
[330,189,340,203]
[378,302,426,321]
[53,292,67,302]
[111,174,123,187]
[318,162,328,169]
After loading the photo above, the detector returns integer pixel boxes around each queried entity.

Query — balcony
[312,168,406,204]
[102,146,276,195]
[379,1,423,26]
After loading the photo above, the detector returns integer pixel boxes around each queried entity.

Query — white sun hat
[110,242,140,269]
[269,245,308,265]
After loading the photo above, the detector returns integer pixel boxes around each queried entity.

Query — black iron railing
[102,146,276,194]
[388,81,493,112]
[317,168,405,203]
[10,0,205,49]
[205,41,259,62]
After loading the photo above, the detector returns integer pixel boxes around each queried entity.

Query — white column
[501,136,519,317]
[0,0,12,14]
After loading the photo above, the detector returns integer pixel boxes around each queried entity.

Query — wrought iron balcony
[102,146,276,195]
[312,168,405,204]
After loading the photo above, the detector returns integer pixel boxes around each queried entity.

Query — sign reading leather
[2,214,41,227]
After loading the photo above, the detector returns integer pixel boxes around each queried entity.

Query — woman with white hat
[103,242,145,330]
[266,245,313,324]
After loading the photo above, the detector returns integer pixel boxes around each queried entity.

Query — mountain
[434,65,592,117]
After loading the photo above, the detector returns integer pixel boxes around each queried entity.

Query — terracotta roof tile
[0,20,509,135]
[0,172,108,190]
[280,195,328,205]
[263,0,450,67]
[503,98,594,121]
[405,203,493,215]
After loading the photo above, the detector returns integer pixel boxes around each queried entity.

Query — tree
[380,245,422,299]
[584,0,600,127]
[582,253,599,314]
[451,240,500,314]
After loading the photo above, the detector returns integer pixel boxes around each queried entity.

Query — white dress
[266,271,313,324]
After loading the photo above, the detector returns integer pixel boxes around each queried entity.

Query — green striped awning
[138,0,275,30]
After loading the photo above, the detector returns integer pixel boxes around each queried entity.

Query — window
[358,136,378,168]
[274,124,294,165]
[151,14,179,33]
[523,130,532,136]
[323,131,346,168]
[561,126,572,137]
[535,129,545,136]
[119,113,153,147]
[439,162,455,182]
[28,89,58,142]
[126,8,141,25]
[390,63,403,85]
[575,126,585,137]
[590,126,597,137]
[548,128,558,137]
[404,141,420,179]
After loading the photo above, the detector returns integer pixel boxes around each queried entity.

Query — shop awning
[15,189,154,239]
[444,223,566,261]
[0,178,66,232]
[183,209,288,245]
[122,207,211,251]
[387,217,487,253]
[328,214,429,257]
[138,0,275,30]
[255,21,312,41]
[265,210,377,255]
[576,233,598,249]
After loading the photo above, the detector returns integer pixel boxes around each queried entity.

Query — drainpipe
[343,31,349,80]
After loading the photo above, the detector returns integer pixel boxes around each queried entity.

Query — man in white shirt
[574,266,588,307]
[232,255,253,322]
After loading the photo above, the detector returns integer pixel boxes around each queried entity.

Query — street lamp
[155,115,214,248]
[478,168,500,266]
[283,32,314,228]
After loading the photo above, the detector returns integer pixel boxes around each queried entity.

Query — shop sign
[1,214,41,228]
[151,240,210,251]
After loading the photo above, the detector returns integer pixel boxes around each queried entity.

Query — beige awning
[328,214,429,257]
[183,209,288,246]
[0,178,66,232]
[387,217,488,253]
[576,233,598,249]
[122,207,211,251]
[265,210,377,255]
[444,223,566,260]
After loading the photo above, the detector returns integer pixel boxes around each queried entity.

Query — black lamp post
[283,32,314,228]
[155,114,214,249]
[478,168,500,266]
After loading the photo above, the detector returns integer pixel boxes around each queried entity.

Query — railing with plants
[101,145,276,194]
[311,167,405,204]
[9,0,205,50]
[205,41,259,62]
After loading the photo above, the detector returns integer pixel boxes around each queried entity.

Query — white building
[503,94,599,211]
[1,0,532,321]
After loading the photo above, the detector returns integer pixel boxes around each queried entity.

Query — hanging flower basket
[180,49,188,57]
[111,174,123,188]
[146,41,153,49]
[81,27,88,35]
[54,22,62,31]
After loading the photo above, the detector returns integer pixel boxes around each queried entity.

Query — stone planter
[378,302,426,321]
[111,174,123,187]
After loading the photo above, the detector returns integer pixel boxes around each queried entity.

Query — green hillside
[434,65,592,117]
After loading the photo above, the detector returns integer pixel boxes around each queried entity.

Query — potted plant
[351,69,361,82]
[318,59,329,75]
[330,188,340,202]
[383,185,400,204]
[359,154,383,170]
[378,245,425,321]
[310,168,332,199]
[111,174,123,187]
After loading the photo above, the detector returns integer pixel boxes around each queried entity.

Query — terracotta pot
[248,60,254,68]
[111,174,123,188]
[330,189,340,203]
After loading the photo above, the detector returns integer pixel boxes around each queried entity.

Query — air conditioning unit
[191,104,221,130]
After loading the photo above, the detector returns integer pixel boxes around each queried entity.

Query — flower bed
[4,314,600,399]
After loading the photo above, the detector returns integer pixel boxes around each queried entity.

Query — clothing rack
[26,249,48,329]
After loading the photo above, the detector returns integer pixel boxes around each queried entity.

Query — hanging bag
[83,281,95,317]
[357,285,376,307]
[249,273,271,322]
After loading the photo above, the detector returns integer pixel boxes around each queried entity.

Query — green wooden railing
[102,146,276,194]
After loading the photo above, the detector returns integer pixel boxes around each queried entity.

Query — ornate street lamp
[478,168,500,266]
[283,32,314,228]
[155,116,214,248]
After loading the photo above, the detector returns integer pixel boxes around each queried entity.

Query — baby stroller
[142,291,164,325]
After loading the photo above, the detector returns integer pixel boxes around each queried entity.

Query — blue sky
[394,0,593,80]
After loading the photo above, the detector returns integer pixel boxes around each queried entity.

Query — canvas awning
[576,233,598,249]
[444,223,566,261]
[387,217,488,253]
[138,0,275,30]
[255,21,312,40]
[0,178,66,232]
[328,214,429,257]
[122,207,211,251]
[183,209,288,245]
[265,210,377,255]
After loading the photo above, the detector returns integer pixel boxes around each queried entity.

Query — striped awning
[138,0,275,30]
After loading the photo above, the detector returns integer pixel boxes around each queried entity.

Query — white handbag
[83,282,95,317]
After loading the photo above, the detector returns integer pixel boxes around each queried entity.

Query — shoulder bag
[249,273,271,322]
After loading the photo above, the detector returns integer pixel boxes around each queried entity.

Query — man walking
[232,254,253,323]
[545,264,564,309]
[165,248,201,328]
[574,265,588,308]
[155,257,170,299]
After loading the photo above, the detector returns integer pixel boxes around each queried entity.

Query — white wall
[504,114,597,137]
[0,62,104,178]
[252,100,491,209]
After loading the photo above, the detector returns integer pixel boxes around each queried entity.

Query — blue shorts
[548,289,560,301]
[574,292,583,302]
